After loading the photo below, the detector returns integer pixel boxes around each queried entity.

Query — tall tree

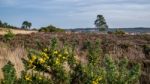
[0,20,2,27]
[28,22,32,29]
[22,21,32,29]
[22,21,28,29]
[94,15,108,31]
[3,22,8,28]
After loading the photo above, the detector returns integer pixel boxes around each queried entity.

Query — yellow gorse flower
[64,50,68,55]
[39,52,49,61]
[39,58,45,64]
[55,58,60,65]
[41,52,47,57]
[92,81,98,84]
[25,74,31,81]
[91,76,102,84]
[44,48,48,52]
[29,60,33,64]
[31,55,37,61]
[62,56,66,60]
[97,77,102,81]
[53,50,58,55]
[44,55,49,60]
[38,77,42,80]
[58,54,62,57]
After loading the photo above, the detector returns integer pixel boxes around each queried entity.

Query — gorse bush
[1,38,141,84]
[23,38,71,84]
[16,71,52,84]
[87,40,102,65]
[1,61,16,84]
[104,55,141,84]
[3,30,15,41]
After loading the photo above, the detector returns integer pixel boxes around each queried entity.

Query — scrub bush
[1,38,141,84]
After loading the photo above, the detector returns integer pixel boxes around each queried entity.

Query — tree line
[0,20,32,29]
[1,14,109,32]
[0,20,17,29]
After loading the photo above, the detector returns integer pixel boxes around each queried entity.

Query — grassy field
[0,28,37,35]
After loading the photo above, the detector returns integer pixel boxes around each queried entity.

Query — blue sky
[0,0,150,29]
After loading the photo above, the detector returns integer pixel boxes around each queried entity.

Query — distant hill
[66,27,150,33]
[109,28,150,33]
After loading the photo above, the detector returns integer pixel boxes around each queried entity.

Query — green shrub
[114,29,125,35]
[1,61,16,84]
[107,31,113,34]
[143,44,150,57]
[39,25,65,32]
[16,71,53,84]
[1,38,141,84]
[104,55,141,84]
[3,30,15,41]
[87,40,102,65]
[23,38,71,84]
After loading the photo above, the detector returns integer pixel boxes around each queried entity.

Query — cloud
[1,0,150,10]
[0,0,150,28]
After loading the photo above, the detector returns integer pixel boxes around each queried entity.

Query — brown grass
[0,42,27,79]
[0,28,37,35]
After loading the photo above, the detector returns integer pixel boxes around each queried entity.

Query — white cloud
[0,0,150,28]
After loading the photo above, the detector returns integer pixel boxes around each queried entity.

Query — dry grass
[0,42,27,79]
[0,28,37,35]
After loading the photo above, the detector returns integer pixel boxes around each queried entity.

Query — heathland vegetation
[0,38,141,84]
[0,15,149,84]
[0,32,149,84]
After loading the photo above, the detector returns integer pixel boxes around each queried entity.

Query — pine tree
[94,15,108,31]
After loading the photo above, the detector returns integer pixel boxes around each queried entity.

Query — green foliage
[104,55,141,84]
[0,20,17,29]
[3,30,15,41]
[0,20,2,27]
[22,21,32,29]
[114,29,125,35]
[87,40,102,65]
[1,38,141,84]
[16,71,53,84]
[70,63,88,84]
[143,44,150,57]
[1,61,16,84]
[94,15,108,31]
[23,38,71,84]
[38,25,65,32]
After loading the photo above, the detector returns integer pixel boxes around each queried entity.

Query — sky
[0,0,150,29]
